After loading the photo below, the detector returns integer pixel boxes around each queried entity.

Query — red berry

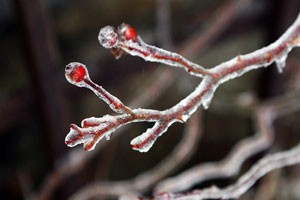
[124,26,137,41]
[71,65,86,82]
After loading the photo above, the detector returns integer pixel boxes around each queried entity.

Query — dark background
[1,0,300,199]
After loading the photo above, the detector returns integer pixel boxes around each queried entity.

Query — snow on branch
[65,13,300,153]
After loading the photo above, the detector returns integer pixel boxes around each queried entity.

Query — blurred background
[1,0,300,199]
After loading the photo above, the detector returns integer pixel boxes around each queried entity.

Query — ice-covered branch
[38,3,240,197]
[69,111,202,200]
[65,62,133,114]
[65,13,300,152]
[98,23,211,77]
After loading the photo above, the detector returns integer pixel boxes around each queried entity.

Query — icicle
[200,77,217,110]
[275,53,288,73]
[105,132,112,140]
[178,114,189,123]
[202,87,216,110]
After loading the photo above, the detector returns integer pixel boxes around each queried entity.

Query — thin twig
[69,111,202,200]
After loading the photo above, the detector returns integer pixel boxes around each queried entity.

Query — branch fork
[65,14,300,152]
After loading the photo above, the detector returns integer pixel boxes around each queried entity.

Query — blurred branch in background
[156,0,173,49]
[154,91,300,199]
[12,0,67,162]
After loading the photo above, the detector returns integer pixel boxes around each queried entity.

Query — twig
[69,111,202,200]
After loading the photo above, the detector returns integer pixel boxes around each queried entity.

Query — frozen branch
[65,13,300,153]
[98,23,211,77]
[38,2,240,196]
[69,111,202,200]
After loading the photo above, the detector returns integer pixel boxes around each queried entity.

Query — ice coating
[84,81,128,113]
[97,23,208,78]
[81,115,117,127]
[211,44,296,86]
[119,37,207,78]
[130,121,172,152]
[179,114,189,123]
[202,86,217,110]
[275,54,288,73]
[65,124,95,149]
[65,120,120,151]
[65,62,132,114]
[166,76,216,116]
[65,62,89,87]
[105,132,112,140]
[65,14,300,153]
[98,26,119,49]
[118,23,138,41]
[209,13,300,84]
